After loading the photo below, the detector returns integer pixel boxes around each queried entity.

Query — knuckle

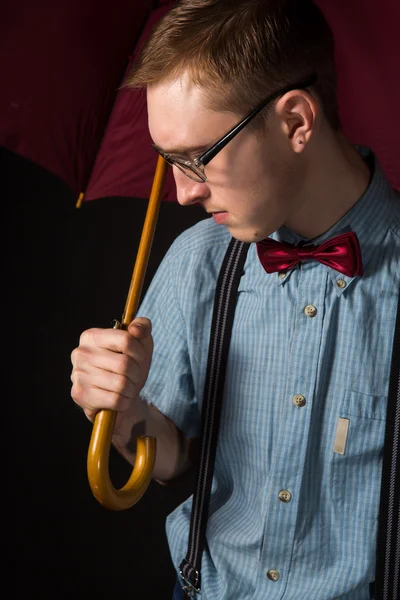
[113,372,130,395]
[70,348,77,364]
[115,352,131,373]
[71,381,84,404]
[71,346,87,368]
[110,391,130,411]
[78,329,90,345]
[120,332,134,355]
[79,328,97,346]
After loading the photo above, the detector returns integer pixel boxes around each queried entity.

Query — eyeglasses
[152,74,318,183]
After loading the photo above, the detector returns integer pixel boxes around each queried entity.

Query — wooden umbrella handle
[87,156,168,510]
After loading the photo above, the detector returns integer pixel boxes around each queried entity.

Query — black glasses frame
[153,73,318,182]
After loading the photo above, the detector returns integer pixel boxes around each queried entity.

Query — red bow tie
[256,231,363,277]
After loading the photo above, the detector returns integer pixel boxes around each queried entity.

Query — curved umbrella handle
[87,156,169,510]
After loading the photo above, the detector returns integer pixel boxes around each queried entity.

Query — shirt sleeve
[136,243,201,440]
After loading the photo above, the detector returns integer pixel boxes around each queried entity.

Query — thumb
[128,317,152,340]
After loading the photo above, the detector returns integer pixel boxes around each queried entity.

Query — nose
[173,166,210,206]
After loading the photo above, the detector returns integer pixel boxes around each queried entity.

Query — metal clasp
[179,570,201,597]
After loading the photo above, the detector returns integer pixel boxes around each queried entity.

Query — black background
[5,145,206,599]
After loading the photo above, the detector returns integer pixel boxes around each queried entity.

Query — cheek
[228,159,279,204]
[224,135,286,193]
[251,152,301,201]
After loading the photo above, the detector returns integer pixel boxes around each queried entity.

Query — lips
[212,211,228,224]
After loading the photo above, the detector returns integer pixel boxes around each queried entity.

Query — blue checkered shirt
[139,148,400,600]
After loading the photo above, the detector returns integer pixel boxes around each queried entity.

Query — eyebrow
[152,142,211,156]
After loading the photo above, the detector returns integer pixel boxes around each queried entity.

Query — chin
[229,228,270,244]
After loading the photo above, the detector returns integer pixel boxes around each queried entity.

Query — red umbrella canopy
[0,0,156,198]
[83,2,177,204]
[1,0,399,202]
[316,0,400,191]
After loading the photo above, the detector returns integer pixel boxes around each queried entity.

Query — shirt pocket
[330,390,387,521]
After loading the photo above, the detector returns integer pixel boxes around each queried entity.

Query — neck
[285,130,371,240]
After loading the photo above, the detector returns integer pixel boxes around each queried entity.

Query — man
[70,0,400,598]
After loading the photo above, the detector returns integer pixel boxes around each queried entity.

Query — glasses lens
[173,162,206,182]
[153,146,206,182]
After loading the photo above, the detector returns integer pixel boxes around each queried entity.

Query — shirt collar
[270,146,397,293]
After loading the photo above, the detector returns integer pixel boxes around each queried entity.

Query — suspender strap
[179,238,250,597]
[375,287,400,600]
[179,239,399,599]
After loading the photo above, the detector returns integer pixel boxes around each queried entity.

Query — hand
[70,318,153,423]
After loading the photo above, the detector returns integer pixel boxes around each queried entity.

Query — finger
[72,343,147,380]
[71,383,131,419]
[127,317,152,341]
[78,327,151,362]
[71,366,137,412]
[128,318,154,358]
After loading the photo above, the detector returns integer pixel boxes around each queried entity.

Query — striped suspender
[178,237,400,599]
[375,288,400,600]
[179,237,250,597]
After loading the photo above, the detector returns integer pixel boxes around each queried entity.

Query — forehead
[147,73,238,152]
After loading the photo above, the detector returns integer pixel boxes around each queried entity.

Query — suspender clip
[179,570,200,597]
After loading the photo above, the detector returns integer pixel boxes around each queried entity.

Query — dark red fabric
[315,0,400,191]
[1,1,399,202]
[85,0,400,202]
[0,0,154,196]
[84,3,177,203]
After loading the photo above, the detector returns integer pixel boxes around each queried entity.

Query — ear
[275,90,318,152]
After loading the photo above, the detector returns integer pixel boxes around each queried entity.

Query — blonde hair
[126,0,340,130]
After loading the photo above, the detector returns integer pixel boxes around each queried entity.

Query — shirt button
[336,279,346,289]
[267,569,280,581]
[293,394,306,407]
[304,304,317,317]
[278,272,286,279]
[278,489,292,503]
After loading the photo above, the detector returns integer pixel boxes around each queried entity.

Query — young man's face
[147,72,306,243]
